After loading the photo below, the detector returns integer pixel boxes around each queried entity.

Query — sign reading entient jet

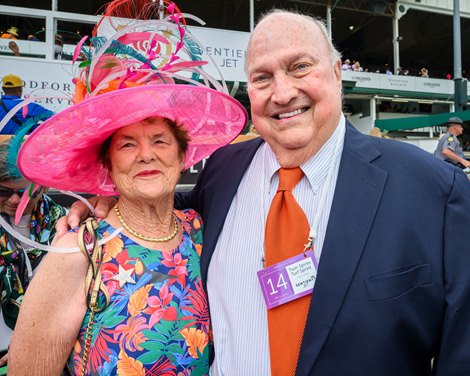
[192,25,249,80]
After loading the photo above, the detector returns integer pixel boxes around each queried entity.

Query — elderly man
[0,74,53,134]
[63,10,470,376]
[434,116,470,169]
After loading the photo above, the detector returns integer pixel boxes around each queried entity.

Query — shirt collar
[264,114,346,188]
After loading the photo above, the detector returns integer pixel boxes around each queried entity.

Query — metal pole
[453,0,467,111]
[249,0,254,32]
[370,97,376,132]
[453,0,462,80]
[392,5,400,74]
[48,0,58,60]
[45,15,54,60]
[326,3,332,40]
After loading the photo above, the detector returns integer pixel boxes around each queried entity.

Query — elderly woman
[10,117,220,375]
[0,140,65,367]
[7,2,246,375]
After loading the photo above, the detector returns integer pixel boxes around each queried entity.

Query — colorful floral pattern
[67,209,210,375]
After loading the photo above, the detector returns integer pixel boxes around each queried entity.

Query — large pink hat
[17,2,247,196]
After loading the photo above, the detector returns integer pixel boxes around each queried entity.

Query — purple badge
[257,250,317,309]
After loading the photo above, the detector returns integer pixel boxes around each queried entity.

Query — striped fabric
[208,116,346,375]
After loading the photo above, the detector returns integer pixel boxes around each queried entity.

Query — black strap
[445,160,466,169]
[0,99,23,127]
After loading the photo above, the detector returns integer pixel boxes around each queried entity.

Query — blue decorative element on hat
[6,112,51,179]
[91,37,153,68]
[183,35,203,81]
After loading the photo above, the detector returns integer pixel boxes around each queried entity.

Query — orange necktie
[265,167,311,376]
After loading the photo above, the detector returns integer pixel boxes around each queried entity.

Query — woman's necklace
[114,204,179,242]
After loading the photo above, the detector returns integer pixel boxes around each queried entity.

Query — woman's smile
[136,169,161,177]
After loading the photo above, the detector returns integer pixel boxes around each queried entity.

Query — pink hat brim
[18,84,247,195]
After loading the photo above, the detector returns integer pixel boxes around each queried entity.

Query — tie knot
[277,167,304,192]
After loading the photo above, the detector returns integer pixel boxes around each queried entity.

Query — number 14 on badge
[257,250,318,309]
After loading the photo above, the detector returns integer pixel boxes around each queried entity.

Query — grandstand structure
[1,0,470,160]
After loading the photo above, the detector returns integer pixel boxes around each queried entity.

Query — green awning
[342,80,356,89]
[375,110,470,131]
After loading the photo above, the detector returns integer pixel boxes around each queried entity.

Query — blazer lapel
[296,126,388,375]
[200,138,264,282]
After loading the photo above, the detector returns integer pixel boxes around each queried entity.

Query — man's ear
[334,59,342,90]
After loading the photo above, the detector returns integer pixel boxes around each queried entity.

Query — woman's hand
[0,351,8,366]
[55,196,117,238]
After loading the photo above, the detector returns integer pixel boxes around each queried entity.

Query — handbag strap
[78,218,110,311]
[77,218,110,376]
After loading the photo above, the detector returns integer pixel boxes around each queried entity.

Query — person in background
[0,74,53,134]
[420,67,429,78]
[0,27,19,40]
[368,127,385,138]
[434,116,470,169]
[352,61,363,72]
[341,58,352,71]
[54,33,64,59]
[0,140,66,369]
[61,9,470,375]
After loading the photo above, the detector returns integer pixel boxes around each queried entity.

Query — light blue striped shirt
[208,116,346,375]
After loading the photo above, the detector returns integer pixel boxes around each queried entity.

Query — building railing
[342,70,469,97]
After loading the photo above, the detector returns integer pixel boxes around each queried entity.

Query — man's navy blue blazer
[175,122,470,375]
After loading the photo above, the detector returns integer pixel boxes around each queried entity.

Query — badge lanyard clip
[303,236,314,255]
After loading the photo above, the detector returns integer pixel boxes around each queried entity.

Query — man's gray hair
[248,9,342,65]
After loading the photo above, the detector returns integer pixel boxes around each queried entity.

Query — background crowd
[340,57,464,80]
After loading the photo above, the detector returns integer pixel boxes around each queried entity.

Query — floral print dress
[67,209,211,376]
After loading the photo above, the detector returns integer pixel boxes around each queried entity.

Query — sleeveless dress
[67,209,211,375]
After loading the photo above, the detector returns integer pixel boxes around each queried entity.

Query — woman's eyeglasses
[0,186,41,199]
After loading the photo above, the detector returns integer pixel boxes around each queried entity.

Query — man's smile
[273,107,309,120]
